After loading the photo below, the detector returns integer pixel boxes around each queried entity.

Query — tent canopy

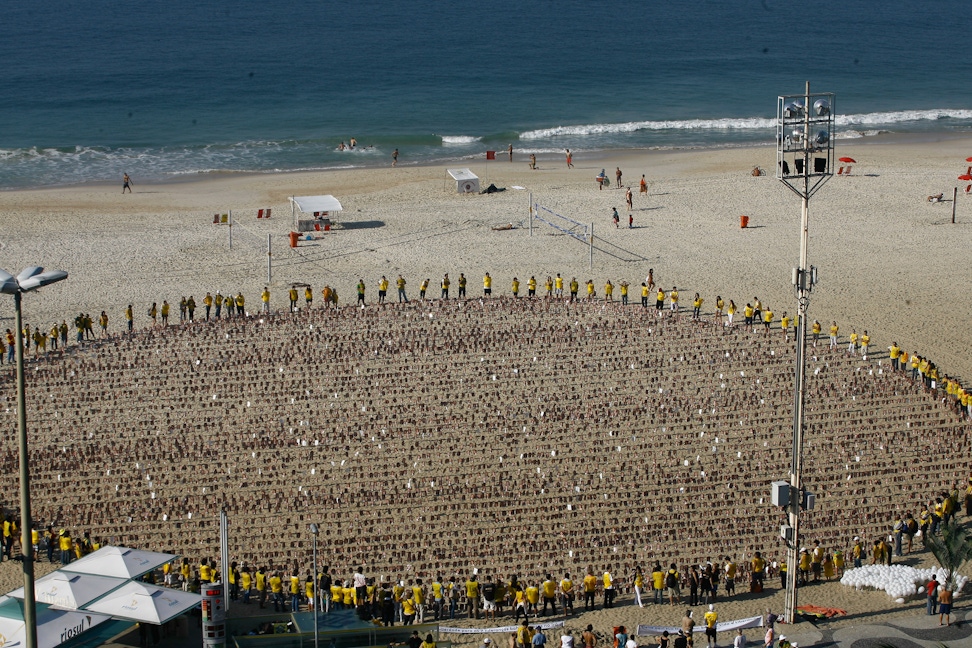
[289,195,343,214]
[0,597,113,648]
[8,571,127,609]
[83,581,200,625]
[62,545,177,580]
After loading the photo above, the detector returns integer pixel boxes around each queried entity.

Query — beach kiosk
[290,195,343,232]
[447,168,480,194]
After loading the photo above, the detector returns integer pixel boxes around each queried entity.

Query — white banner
[441,621,566,635]
[637,615,762,636]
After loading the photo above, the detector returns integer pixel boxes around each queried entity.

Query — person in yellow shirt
[182,559,193,593]
[441,273,451,299]
[203,292,213,319]
[569,277,579,300]
[483,273,492,297]
[726,300,737,327]
[335,579,348,611]
[261,287,271,313]
[762,308,773,334]
[585,280,595,301]
[465,575,480,619]
[861,330,870,357]
[848,329,859,354]
[402,592,417,624]
[545,276,554,297]
[160,300,170,326]
[305,572,315,609]
[516,621,534,648]
[811,319,822,346]
[289,286,299,311]
[378,276,389,305]
[199,559,212,584]
[559,572,574,614]
[512,277,520,298]
[289,571,301,611]
[602,567,615,608]
[412,578,426,623]
[528,276,537,298]
[692,293,703,320]
[715,295,724,321]
[304,285,313,308]
[555,273,564,298]
[269,571,284,612]
[582,570,597,610]
[458,272,467,298]
[541,574,558,616]
[419,278,429,299]
[603,280,613,302]
[241,567,252,604]
[751,552,765,589]
[525,582,540,615]
[669,286,679,314]
[743,303,754,327]
[235,292,245,315]
[703,604,718,648]
[641,283,650,308]
[397,275,409,303]
[619,281,629,305]
[829,321,839,349]
[780,312,791,341]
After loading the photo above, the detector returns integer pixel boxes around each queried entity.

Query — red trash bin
[289,231,299,247]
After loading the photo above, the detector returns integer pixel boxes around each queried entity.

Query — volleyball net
[532,203,589,242]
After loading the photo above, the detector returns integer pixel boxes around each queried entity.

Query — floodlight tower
[775,82,835,625]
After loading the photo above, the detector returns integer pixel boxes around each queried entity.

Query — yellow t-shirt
[583,574,597,592]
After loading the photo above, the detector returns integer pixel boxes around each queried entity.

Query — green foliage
[923,519,972,590]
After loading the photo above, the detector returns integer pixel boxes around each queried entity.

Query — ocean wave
[440,135,482,145]
[520,108,972,140]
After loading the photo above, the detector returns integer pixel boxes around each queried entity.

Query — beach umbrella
[838,157,856,164]
[0,596,112,648]
[83,581,200,625]
[965,156,972,162]
[61,545,177,580]
[7,571,127,609]
[958,174,972,181]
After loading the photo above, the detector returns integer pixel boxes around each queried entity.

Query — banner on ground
[637,615,763,636]
[441,621,566,635]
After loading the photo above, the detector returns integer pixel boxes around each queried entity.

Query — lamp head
[813,99,830,116]
[309,523,319,534]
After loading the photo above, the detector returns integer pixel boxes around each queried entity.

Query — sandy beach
[0,135,970,644]
[1,134,970,381]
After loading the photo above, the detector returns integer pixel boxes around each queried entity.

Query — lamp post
[309,523,319,648]
[0,266,69,648]
[775,83,834,625]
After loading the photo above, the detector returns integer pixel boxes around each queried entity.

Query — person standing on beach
[530,154,537,170]
[458,273,467,298]
[441,274,450,299]
[357,279,366,305]
[122,173,133,193]
[615,167,623,188]
[565,149,573,169]
[640,174,648,194]
[508,144,514,162]
[625,187,633,211]
[483,273,492,297]
[397,275,408,303]
[392,149,399,166]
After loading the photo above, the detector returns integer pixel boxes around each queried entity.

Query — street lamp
[775,83,834,626]
[309,523,319,648]
[0,266,69,648]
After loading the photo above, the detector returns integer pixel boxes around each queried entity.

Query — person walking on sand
[640,174,648,194]
[626,187,633,211]
[565,149,573,168]
[122,173,133,193]
[392,149,399,166]
[615,167,623,188]
[530,154,537,170]
[612,208,620,228]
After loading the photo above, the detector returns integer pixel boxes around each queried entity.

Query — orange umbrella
[965,156,972,162]
[839,157,856,163]
[959,174,972,181]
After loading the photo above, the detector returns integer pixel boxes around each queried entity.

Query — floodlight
[814,130,829,146]
[813,99,830,116]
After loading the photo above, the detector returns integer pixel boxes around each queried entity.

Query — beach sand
[0,133,970,379]
[0,135,970,642]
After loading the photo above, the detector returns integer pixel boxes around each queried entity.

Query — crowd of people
[0,277,969,628]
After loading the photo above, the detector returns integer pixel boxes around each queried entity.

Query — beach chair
[257,209,264,219]
[965,185,971,195]
[265,208,272,219]
[837,166,844,175]
[213,214,220,224]
[842,165,852,176]
[221,214,229,223]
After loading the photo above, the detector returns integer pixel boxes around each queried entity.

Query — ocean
[2,0,971,189]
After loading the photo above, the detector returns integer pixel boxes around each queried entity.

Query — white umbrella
[61,545,176,580]
[0,596,112,648]
[8,571,127,609]
[83,581,200,625]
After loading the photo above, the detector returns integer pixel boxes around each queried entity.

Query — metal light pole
[0,266,69,648]
[776,83,834,625]
[310,523,319,648]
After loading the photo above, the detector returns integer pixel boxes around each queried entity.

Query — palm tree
[923,519,972,590]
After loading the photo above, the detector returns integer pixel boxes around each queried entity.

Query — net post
[589,222,594,269]
[529,193,533,237]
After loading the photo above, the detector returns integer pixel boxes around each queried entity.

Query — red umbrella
[839,157,856,164]
[959,174,972,181]
[965,157,972,162]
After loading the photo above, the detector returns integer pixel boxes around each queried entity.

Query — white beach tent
[447,168,480,194]
[8,571,126,609]
[83,581,200,625]
[0,596,113,648]
[61,545,177,580]
[290,195,343,232]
